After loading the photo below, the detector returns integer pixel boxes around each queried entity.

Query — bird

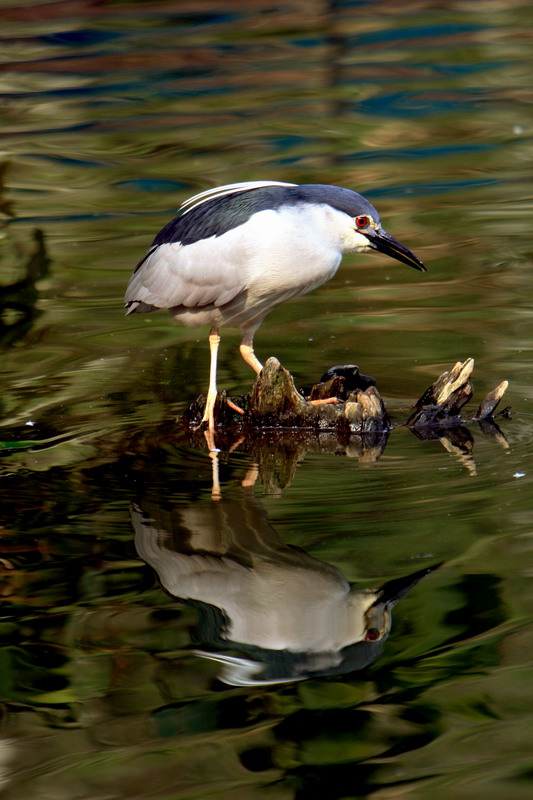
[125,180,426,444]
[131,484,438,685]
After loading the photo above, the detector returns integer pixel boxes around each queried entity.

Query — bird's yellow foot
[307,396,341,406]
[227,398,245,415]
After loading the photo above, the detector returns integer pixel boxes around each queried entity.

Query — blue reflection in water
[358,89,496,117]
[40,30,123,46]
[353,24,482,45]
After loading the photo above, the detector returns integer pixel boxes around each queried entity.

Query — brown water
[1,1,533,798]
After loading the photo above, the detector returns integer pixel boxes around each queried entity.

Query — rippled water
[2,1,533,798]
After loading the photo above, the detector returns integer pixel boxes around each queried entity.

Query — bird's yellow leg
[200,327,220,446]
[204,430,221,499]
[239,334,263,375]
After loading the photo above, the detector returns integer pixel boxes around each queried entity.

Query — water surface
[1,1,533,798]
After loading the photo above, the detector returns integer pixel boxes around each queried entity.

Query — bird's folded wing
[124,239,247,310]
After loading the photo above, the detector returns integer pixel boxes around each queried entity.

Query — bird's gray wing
[124,236,248,310]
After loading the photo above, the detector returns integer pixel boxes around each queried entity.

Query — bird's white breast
[126,201,366,331]
[239,204,349,294]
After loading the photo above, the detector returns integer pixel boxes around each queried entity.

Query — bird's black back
[151,184,380,248]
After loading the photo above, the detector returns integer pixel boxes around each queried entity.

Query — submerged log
[406,358,475,428]
[184,356,509,440]
[306,364,376,401]
[406,359,509,429]
[474,380,509,421]
[184,357,391,435]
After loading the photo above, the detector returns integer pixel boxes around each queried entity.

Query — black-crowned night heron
[125,180,425,437]
[131,492,437,685]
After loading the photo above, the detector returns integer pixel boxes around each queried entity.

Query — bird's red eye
[355,215,369,228]
[365,628,380,642]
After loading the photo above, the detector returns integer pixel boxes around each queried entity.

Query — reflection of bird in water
[131,480,436,686]
[125,181,425,445]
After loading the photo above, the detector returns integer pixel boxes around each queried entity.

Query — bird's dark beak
[372,564,442,609]
[365,228,426,272]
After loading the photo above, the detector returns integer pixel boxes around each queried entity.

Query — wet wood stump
[184,356,510,438]
[185,357,390,436]
[405,357,509,428]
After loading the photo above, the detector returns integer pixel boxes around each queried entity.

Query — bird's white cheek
[344,229,372,253]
